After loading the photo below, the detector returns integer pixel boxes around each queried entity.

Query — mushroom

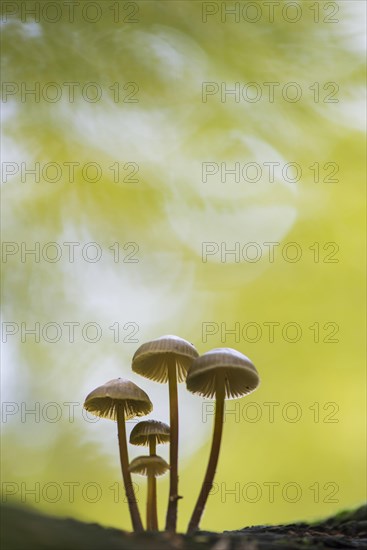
[132,335,199,532]
[129,420,170,530]
[185,348,260,534]
[129,455,170,531]
[83,378,153,533]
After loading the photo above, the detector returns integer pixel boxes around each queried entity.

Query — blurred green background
[1,0,366,534]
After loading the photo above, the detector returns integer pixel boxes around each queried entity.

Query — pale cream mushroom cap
[186,348,260,399]
[132,335,199,383]
[129,455,170,477]
[129,420,170,446]
[83,378,153,420]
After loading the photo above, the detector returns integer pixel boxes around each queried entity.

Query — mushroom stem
[148,437,158,531]
[165,358,179,532]
[147,472,158,531]
[187,377,225,534]
[149,437,156,456]
[117,406,144,533]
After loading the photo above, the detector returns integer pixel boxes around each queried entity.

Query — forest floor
[1,503,366,550]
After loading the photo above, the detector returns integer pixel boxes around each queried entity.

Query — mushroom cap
[132,335,199,383]
[129,455,170,477]
[130,420,170,446]
[186,348,260,399]
[83,378,153,420]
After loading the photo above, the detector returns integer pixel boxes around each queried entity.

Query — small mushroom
[132,335,199,533]
[185,348,260,534]
[129,455,170,531]
[130,420,170,530]
[83,378,152,533]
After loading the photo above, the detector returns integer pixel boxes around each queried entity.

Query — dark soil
[1,503,366,550]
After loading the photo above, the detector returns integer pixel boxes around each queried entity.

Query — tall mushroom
[132,335,199,532]
[83,378,152,533]
[129,455,170,531]
[186,348,260,534]
[130,420,170,530]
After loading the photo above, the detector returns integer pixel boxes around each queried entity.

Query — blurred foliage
[1,0,366,534]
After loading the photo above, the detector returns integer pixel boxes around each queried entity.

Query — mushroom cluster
[83,336,260,534]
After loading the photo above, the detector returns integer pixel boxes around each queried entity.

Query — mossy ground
[1,503,366,549]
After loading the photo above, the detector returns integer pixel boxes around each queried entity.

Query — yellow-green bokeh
[1,0,365,534]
